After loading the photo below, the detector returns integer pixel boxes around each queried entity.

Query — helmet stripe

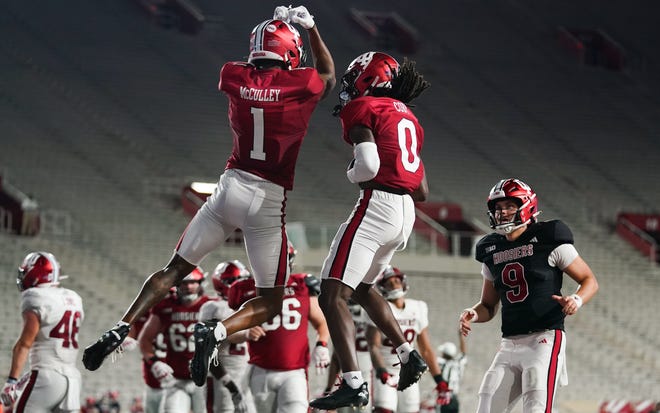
[253,20,270,54]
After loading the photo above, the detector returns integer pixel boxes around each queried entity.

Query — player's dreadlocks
[332,55,430,116]
[386,58,430,104]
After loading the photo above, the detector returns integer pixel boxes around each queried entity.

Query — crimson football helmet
[376,265,408,301]
[337,52,399,107]
[248,19,305,69]
[212,260,251,299]
[487,178,540,234]
[177,267,205,303]
[287,241,297,272]
[17,251,61,291]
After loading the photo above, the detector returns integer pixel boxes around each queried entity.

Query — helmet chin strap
[385,288,406,301]
[494,224,516,235]
[494,220,528,235]
[179,293,198,303]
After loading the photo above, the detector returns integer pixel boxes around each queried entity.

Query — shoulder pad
[475,233,501,263]
[303,274,321,296]
[537,220,574,245]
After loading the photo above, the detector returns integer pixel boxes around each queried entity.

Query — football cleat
[82,323,130,371]
[397,349,428,390]
[190,320,219,386]
[309,380,369,410]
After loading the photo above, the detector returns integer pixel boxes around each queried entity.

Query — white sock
[342,371,363,389]
[212,322,227,342]
[396,342,413,364]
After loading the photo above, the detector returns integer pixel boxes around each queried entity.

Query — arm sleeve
[548,243,579,270]
[346,142,380,183]
[481,263,494,281]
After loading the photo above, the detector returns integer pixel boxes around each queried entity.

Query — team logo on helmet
[336,51,399,110]
[248,19,305,69]
[212,260,251,299]
[17,251,61,291]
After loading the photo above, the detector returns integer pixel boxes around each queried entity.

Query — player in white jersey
[367,266,450,413]
[321,300,374,413]
[199,260,256,413]
[435,331,467,413]
[1,252,84,413]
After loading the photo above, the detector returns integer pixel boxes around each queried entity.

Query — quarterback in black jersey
[459,178,599,413]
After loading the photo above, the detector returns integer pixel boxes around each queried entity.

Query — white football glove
[150,361,176,388]
[289,5,315,29]
[120,336,138,352]
[312,344,331,375]
[1,378,18,407]
[273,5,291,22]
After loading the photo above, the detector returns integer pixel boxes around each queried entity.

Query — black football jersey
[475,220,574,336]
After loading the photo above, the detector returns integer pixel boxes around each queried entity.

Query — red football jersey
[133,314,162,389]
[340,96,425,194]
[220,62,325,190]
[150,295,212,379]
[230,273,312,370]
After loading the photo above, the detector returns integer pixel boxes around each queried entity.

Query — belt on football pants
[359,182,410,196]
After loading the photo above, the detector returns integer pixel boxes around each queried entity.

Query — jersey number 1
[250,107,266,161]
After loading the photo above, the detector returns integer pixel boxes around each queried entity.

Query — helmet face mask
[178,267,205,303]
[487,178,539,235]
[376,266,408,301]
[212,260,250,299]
[248,19,305,70]
[17,251,61,291]
[337,51,399,109]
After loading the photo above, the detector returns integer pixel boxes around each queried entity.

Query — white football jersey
[438,354,467,394]
[20,286,84,377]
[370,298,429,369]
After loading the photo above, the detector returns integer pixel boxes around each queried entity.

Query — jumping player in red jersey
[459,178,599,412]
[137,269,211,413]
[310,52,431,410]
[82,4,335,380]
[228,251,330,413]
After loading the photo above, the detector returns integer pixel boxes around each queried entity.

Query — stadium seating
[1,0,660,411]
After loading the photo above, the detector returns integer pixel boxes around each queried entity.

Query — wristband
[6,377,17,384]
[144,355,158,366]
[570,294,583,309]
[316,341,328,347]
[220,374,239,393]
[433,374,445,385]
[219,374,233,386]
